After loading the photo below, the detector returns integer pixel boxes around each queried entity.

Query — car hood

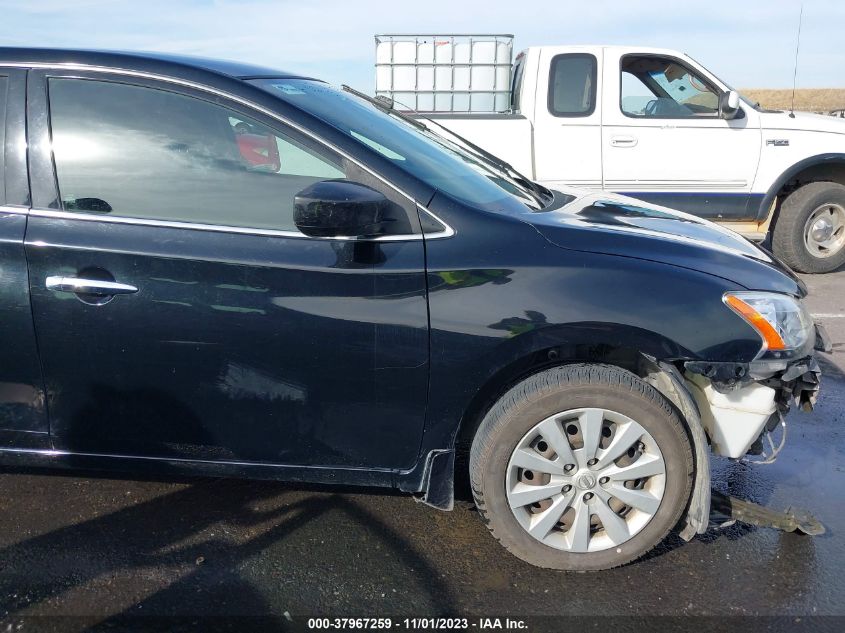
[524,188,806,296]
[758,110,845,135]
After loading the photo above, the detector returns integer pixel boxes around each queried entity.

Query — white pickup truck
[375,36,845,273]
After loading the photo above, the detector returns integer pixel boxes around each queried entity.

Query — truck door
[601,50,762,220]
[531,47,603,191]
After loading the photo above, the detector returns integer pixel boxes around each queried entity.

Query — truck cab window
[547,54,596,117]
[510,53,525,113]
[620,55,720,118]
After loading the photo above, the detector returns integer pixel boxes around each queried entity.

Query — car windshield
[249,78,545,212]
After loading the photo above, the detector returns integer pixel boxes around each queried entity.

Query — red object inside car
[236,133,281,171]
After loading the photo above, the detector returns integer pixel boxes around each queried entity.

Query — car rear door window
[0,75,7,203]
[547,54,597,117]
[47,78,347,232]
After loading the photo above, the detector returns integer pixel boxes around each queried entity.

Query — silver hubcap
[804,203,845,258]
[505,408,666,553]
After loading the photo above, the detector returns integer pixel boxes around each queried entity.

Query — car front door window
[48,79,348,232]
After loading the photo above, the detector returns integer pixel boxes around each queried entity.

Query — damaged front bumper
[710,489,826,536]
[655,323,831,539]
[683,322,829,460]
[683,356,821,460]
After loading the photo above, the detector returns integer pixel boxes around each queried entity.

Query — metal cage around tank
[374,34,514,113]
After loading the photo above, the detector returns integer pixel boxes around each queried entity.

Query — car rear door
[0,68,49,447]
[24,69,430,470]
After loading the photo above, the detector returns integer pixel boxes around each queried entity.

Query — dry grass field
[740,88,845,112]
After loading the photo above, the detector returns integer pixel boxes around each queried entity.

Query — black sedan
[0,48,826,570]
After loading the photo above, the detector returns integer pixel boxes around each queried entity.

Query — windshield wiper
[341,84,551,208]
[424,117,552,202]
[342,85,430,131]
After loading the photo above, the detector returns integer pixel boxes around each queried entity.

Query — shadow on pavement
[0,479,458,619]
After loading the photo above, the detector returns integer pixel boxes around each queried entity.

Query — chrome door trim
[0,205,30,216]
[45,276,139,295]
[28,207,454,241]
[13,61,455,239]
[418,208,456,239]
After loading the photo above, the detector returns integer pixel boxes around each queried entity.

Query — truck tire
[772,182,845,274]
[469,364,693,571]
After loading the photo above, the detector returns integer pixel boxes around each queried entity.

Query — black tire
[469,364,693,571]
[772,182,845,274]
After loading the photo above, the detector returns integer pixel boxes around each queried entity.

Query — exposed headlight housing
[724,292,813,357]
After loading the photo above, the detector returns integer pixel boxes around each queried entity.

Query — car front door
[24,70,430,470]
[601,51,762,220]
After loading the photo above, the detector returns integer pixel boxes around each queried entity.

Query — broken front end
[654,292,831,538]
[684,294,830,464]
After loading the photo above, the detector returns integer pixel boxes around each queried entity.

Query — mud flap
[710,490,826,536]
[415,449,455,511]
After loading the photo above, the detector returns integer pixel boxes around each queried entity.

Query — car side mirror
[720,90,741,119]
[294,179,391,238]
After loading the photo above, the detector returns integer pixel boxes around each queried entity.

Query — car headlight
[724,292,813,357]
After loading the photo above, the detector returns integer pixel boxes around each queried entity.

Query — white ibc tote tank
[374,34,513,113]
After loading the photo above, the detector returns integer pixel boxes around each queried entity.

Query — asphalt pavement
[0,270,843,626]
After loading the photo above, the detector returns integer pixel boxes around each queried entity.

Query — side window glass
[548,54,596,117]
[511,53,525,113]
[620,72,658,117]
[621,56,720,118]
[0,75,7,204]
[228,116,343,179]
[47,78,404,233]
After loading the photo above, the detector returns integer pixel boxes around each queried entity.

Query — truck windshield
[684,55,777,113]
[249,79,544,211]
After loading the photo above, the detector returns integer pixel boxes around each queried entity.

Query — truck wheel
[772,182,845,274]
[469,364,693,571]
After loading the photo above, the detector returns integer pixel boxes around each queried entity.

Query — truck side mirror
[720,90,741,119]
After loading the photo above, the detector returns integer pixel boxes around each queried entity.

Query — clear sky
[1,0,842,92]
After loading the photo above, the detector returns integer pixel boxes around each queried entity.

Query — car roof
[0,47,310,81]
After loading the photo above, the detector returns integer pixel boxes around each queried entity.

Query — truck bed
[414,114,535,178]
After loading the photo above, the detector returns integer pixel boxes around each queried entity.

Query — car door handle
[610,135,638,148]
[45,276,139,295]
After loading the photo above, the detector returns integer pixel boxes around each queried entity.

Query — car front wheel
[469,364,693,570]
